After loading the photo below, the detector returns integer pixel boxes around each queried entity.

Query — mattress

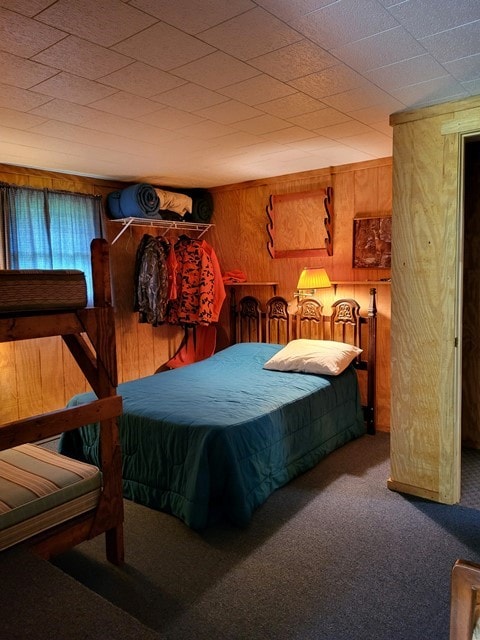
[0,269,87,313]
[60,342,365,529]
[0,443,101,550]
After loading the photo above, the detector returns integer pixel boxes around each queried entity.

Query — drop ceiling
[1,0,479,187]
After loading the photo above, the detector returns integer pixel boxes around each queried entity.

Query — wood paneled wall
[0,157,392,432]
[209,157,392,431]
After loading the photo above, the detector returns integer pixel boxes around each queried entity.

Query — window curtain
[0,183,103,303]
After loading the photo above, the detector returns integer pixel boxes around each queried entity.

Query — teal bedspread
[60,342,365,529]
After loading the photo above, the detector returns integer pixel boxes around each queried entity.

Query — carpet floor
[50,432,480,640]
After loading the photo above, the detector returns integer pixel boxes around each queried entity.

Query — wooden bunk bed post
[83,238,124,563]
[366,287,377,435]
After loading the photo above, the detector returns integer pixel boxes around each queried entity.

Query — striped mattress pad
[0,269,87,313]
[0,443,101,551]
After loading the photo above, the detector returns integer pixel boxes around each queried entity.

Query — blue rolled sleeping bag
[107,183,161,219]
[107,190,122,219]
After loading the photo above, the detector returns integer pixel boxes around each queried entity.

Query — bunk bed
[0,239,124,563]
[60,288,377,531]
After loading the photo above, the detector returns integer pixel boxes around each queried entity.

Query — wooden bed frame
[0,239,124,564]
[450,559,480,639]
[236,288,377,434]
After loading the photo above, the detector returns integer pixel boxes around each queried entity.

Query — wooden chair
[450,559,480,639]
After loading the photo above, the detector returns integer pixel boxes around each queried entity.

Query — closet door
[389,105,463,505]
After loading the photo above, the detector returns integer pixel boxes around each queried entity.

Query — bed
[60,290,377,530]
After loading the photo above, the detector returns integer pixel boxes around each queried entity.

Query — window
[0,184,103,303]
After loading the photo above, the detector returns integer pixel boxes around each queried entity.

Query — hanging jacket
[167,236,225,326]
[134,234,170,326]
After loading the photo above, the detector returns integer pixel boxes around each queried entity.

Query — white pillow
[263,339,362,376]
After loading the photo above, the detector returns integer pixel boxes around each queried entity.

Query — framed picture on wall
[353,216,391,268]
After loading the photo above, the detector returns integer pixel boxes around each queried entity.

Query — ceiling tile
[273,135,340,153]
[337,130,393,156]
[32,72,118,105]
[139,107,205,130]
[0,124,127,161]
[306,145,374,164]
[420,21,480,63]
[444,53,480,83]
[172,52,260,90]
[88,91,162,118]
[32,36,133,80]
[260,126,317,144]
[289,108,352,129]
[249,40,337,82]
[175,120,238,140]
[314,120,374,139]
[194,100,264,124]
[85,112,178,144]
[289,65,367,100]
[0,51,58,89]
[369,120,393,136]
[253,0,338,21]
[35,0,157,47]
[29,98,100,124]
[331,27,427,73]
[0,0,55,16]
[219,75,296,106]
[151,83,229,111]
[0,7,65,57]
[206,131,265,149]
[0,106,47,129]
[256,93,326,118]
[321,85,402,111]
[388,0,480,39]
[1,0,480,187]
[366,55,448,91]
[234,114,292,135]
[292,0,398,50]
[0,83,51,111]
[113,22,216,71]
[391,75,468,107]
[29,119,161,157]
[129,0,255,35]
[99,62,187,98]
[198,7,303,61]
[347,101,405,124]
[462,78,480,96]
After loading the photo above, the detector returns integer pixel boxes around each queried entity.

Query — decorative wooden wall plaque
[266,186,333,259]
[353,216,391,268]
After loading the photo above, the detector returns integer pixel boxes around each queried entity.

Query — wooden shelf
[224,281,278,286]
[331,280,390,284]
[331,280,391,292]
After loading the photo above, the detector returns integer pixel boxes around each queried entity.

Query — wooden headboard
[235,289,377,434]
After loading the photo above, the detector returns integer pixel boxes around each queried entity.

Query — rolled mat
[107,184,161,219]
[188,189,213,223]
[107,191,122,219]
[160,187,214,223]
[119,183,160,218]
